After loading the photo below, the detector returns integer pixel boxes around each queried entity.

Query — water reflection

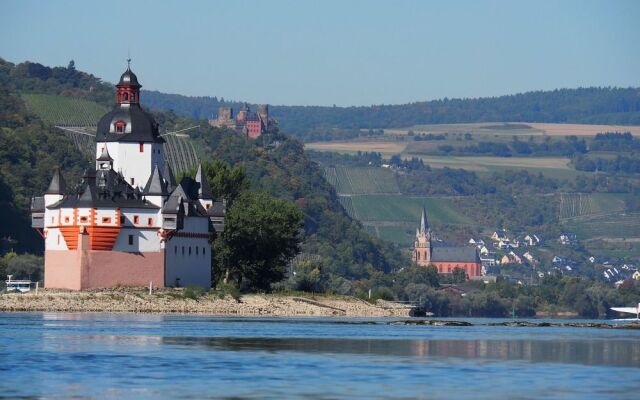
[162,336,640,368]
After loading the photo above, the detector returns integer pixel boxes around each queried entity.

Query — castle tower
[413,207,432,266]
[95,61,165,188]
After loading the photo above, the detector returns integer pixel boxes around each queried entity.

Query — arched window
[123,92,129,101]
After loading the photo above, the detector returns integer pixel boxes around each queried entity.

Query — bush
[216,281,241,301]
[182,286,205,300]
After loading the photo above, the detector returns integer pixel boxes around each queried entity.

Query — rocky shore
[0,288,413,317]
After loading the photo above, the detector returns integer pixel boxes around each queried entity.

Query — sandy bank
[0,288,412,317]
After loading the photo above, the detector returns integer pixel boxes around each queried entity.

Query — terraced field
[559,193,629,220]
[324,166,399,194]
[22,94,109,126]
[337,194,475,244]
[572,213,640,240]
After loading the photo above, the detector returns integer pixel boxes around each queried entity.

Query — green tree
[201,160,248,207]
[215,191,304,291]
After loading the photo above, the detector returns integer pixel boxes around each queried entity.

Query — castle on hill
[30,64,224,290]
[209,103,271,140]
[412,208,481,278]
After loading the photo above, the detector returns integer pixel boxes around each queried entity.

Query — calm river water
[1,312,639,399]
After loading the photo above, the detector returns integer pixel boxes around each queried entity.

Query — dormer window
[115,121,126,133]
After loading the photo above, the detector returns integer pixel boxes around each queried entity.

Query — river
[1,312,638,399]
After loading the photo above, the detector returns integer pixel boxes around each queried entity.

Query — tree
[201,160,248,207]
[215,191,304,291]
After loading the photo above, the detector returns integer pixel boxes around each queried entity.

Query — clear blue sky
[1,0,638,106]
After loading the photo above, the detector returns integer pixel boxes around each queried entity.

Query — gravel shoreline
[0,288,412,317]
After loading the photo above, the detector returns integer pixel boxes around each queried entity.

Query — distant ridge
[141,87,640,136]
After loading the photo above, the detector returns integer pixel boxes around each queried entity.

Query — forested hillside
[142,87,640,139]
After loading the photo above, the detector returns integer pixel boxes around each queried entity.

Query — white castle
[30,65,224,290]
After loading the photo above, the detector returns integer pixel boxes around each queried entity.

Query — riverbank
[0,288,413,317]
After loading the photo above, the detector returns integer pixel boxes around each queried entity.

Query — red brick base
[45,249,165,290]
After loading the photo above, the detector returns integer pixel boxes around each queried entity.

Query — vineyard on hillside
[21,94,199,174]
[559,193,628,220]
[323,166,400,194]
[22,94,109,126]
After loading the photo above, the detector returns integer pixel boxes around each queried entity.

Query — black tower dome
[96,64,164,144]
[118,66,141,88]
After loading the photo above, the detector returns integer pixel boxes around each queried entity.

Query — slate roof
[47,168,158,210]
[143,165,168,195]
[208,200,226,218]
[161,178,208,217]
[117,67,141,87]
[45,169,67,195]
[431,245,480,263]
[195,164,213,199]
[96,104,164,144]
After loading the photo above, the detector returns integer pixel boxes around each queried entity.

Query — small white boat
[5,276,32,293]
[611,303,640,321]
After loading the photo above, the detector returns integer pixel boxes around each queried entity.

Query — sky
[0,0,639,106]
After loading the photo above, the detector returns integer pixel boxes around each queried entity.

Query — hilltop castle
[30,65,224,290]
[412,208,481,278]
[209,103,271,140]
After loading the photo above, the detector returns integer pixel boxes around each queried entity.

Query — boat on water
[610,303,640,321]
[5,275,32,293]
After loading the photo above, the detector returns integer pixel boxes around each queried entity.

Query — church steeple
[420,206,428,233]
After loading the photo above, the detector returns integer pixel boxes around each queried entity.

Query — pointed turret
[45,169,67,194]
[163,161,177,191]
[143,164,168,195]
[96,146,114,171]
[195,164,213,200]
[420,206,428,234]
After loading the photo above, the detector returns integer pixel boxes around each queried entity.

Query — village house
[559,233,578,246]
[491,230,508,242]
[523,251,537,264]
[523,234,541,246]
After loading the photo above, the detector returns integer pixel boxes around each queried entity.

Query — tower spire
[420,206,428,234]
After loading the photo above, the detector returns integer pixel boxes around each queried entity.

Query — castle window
[115,121,126,133]
[120,216,125,224]
[182,246,185,255]
[147,217,153,226]
[202,247,206,255]
[80,216,88,223]
[139,143,144,152]
[130,178,135,185]
[189,247,192,255]
[123,92,129,101]
[196,247,199,255]
[64,217,70,223]
[128,235,134,245]
[133,216,140,224]
[102,217,111,224]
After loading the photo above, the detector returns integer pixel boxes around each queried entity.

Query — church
[412,208,481,278]
[30,65,224,290]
